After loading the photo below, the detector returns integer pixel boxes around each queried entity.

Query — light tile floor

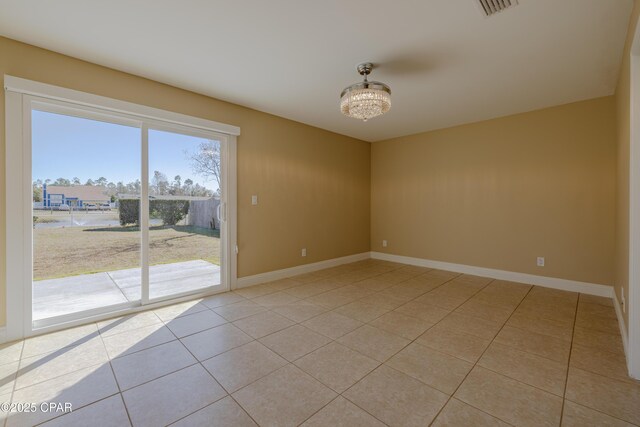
[0,259,638,426]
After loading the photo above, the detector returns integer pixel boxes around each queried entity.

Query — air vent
[477,0,518,17]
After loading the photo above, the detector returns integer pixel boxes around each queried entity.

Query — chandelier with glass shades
[340,62,391,121]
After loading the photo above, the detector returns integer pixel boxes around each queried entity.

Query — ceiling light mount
[356,62,373,77]
[340,62,391,122]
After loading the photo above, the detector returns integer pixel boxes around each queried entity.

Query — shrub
[118,198,190,226]
[151,200,189,226]
[119,199,140,226]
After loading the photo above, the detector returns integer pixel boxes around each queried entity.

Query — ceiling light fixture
[340,62,391,122]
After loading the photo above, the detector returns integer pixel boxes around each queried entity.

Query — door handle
[216,202,226,222]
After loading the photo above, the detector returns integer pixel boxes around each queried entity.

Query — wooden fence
[188,198,220,229]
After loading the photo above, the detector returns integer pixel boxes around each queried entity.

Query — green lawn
[34,225,220,281]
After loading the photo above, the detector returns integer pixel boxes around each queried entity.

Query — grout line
[96,325,134,427]
[229,262,417,425]
[113,383,135,426]
[117,393,134,427]
[0,265,435,425]
[103,313,218,420]
[129,273,412,424]
[427,287,611,423]
[205,348,284,395]
[559,293,580,424]
[243,266,415,328]
[155,309,268,426]
[434,396,517,427]
[491,324,573,364]
[127,363,227,425]
[31,392,124,427]
[9,261,632,426]
[299,393,392,427]
[13,352,108,393]
[2,340,25,427]
[568,362,639,384]
[426,280,534,427]
[295,271,468,426]
[123,309,303,406]
[294,394,343,426]
[563,395,640,425]
[25,329,126,426]
[229,394,262,427]
[114,359,202,394]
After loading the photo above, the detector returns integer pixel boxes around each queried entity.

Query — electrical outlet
[537,257,545,267]
[622,288,626,313]
[251,195,258,205]
[301,248,307,257]
[382,240,388,248]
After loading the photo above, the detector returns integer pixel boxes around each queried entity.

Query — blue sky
[32,110,218,190]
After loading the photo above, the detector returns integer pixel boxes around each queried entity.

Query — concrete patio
[33,260,221,320]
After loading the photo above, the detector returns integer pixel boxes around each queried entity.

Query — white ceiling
[0,0,633,142]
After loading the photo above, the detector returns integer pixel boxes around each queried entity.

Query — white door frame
[628,23,640,380]
[4,75,239,341]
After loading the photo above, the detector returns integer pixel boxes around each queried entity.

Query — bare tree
[183,178,193,196]
[171,175,181,195]
[188,141,221,191]
[151,170,169,195]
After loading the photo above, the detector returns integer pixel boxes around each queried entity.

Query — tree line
[33,171,215,202]
[33,140,222,202]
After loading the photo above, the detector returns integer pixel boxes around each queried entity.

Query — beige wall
[615,0,640,334]
[0,37,371,326]
[0,31,631,330]
[372,97,617,286]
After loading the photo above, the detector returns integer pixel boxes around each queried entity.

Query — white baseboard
[237,251,614,298]
[235,252,371,289]
[613,291,630,368]
[370,252,614,297]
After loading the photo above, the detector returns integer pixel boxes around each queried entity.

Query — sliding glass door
[27,98,229,328]
[31,108,142,322]
[147,128,224,300]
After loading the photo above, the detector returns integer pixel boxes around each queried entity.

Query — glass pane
[148,129,222,300]
[32,109,141,321]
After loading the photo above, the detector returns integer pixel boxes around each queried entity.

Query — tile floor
[0,259,638,426]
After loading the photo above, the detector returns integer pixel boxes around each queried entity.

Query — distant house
[117,194,213,201]
[42,184,110,208]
